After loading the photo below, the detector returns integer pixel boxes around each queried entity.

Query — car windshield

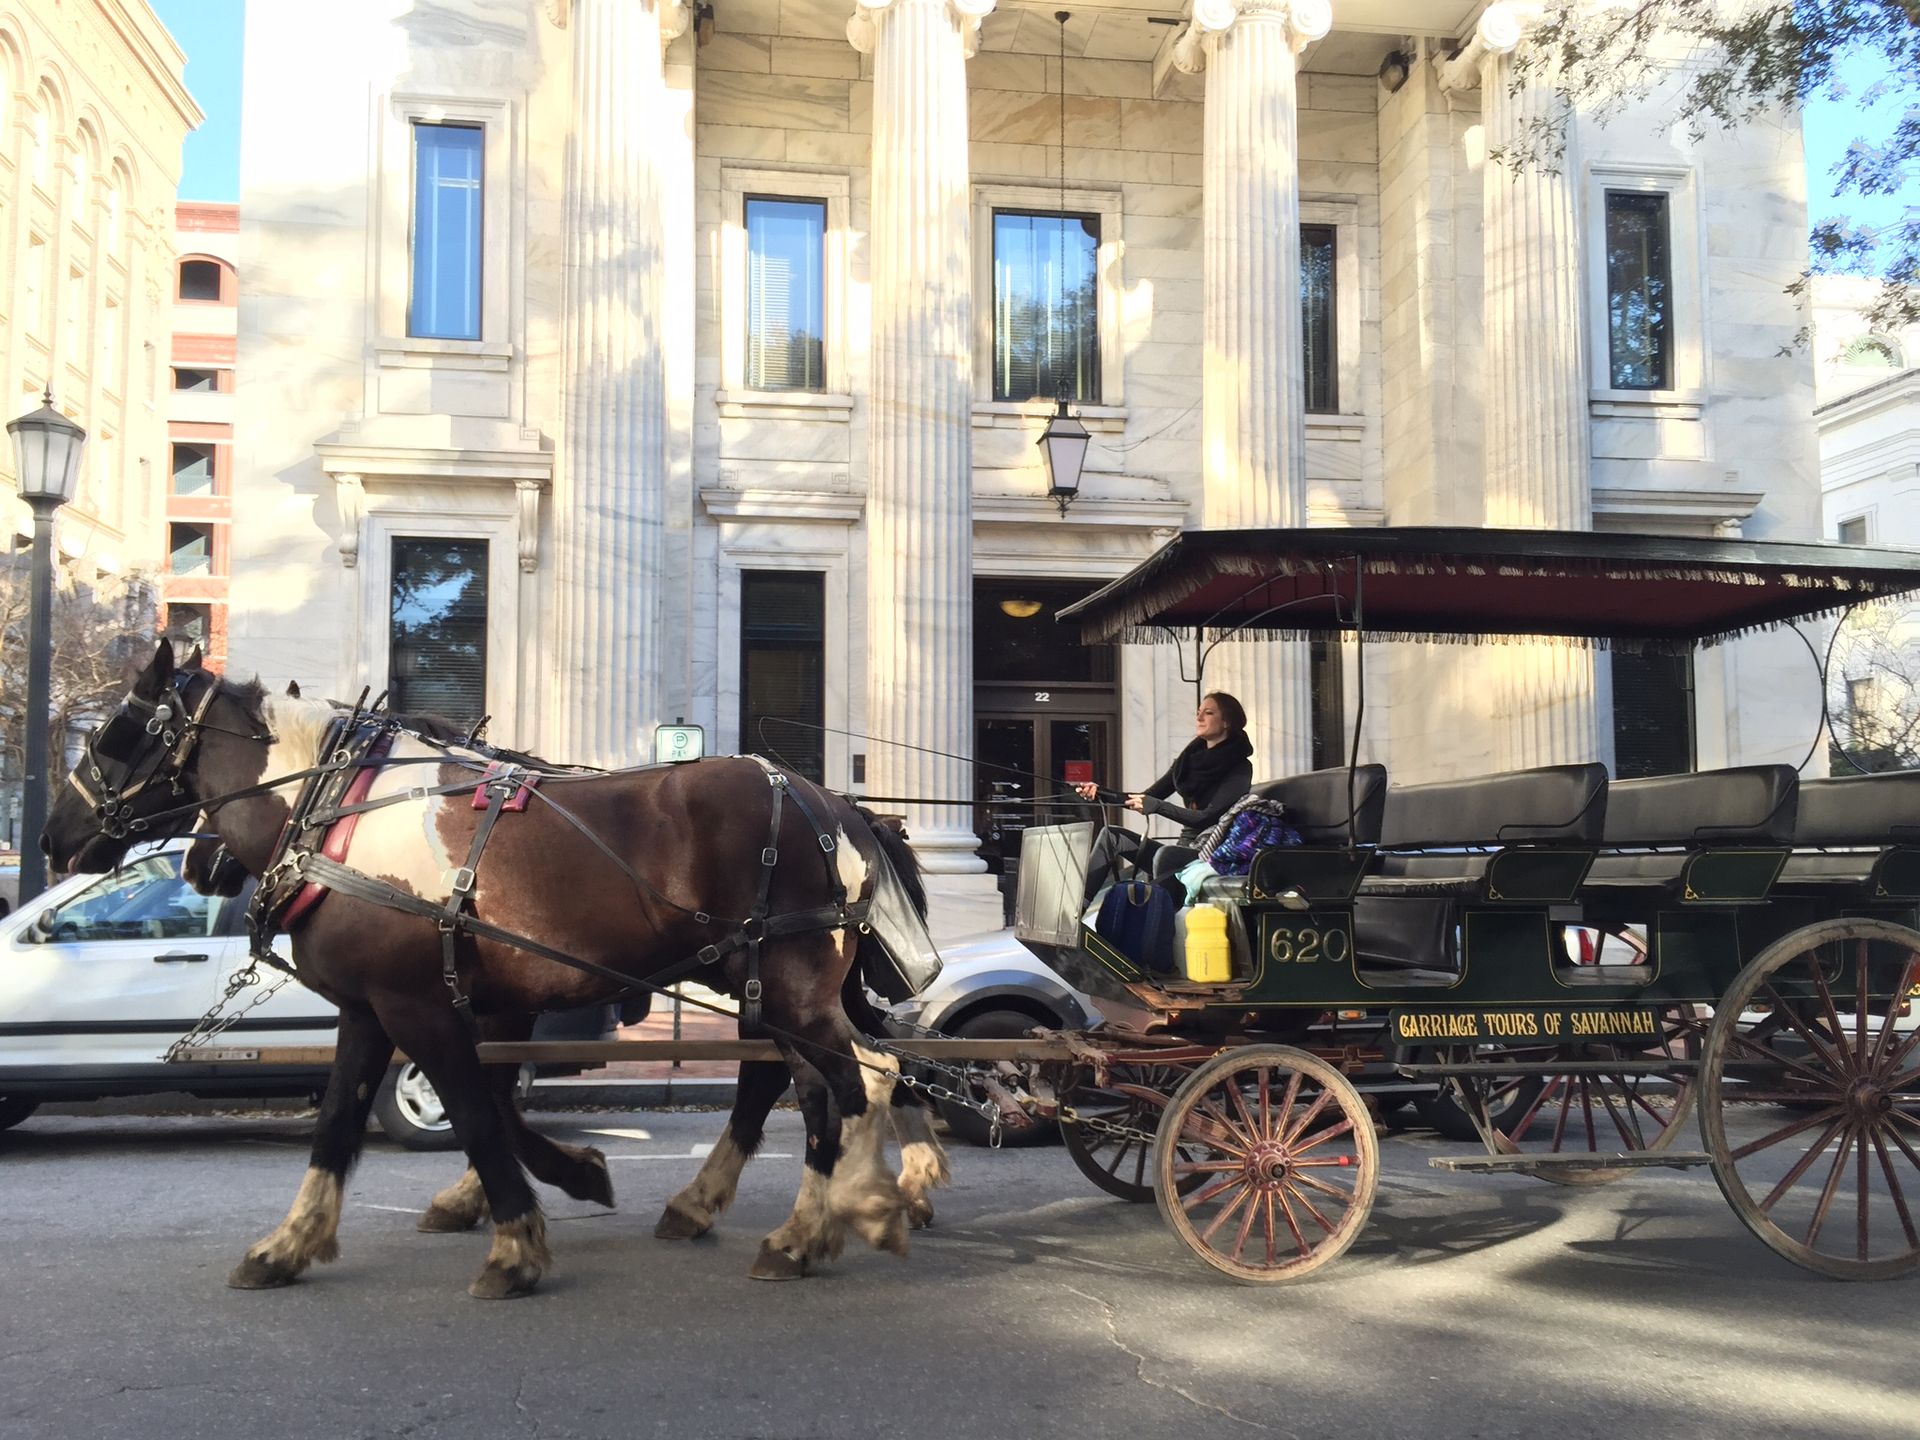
[27,852,220,944]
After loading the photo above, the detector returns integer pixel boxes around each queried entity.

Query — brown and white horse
[44,642,943,1297]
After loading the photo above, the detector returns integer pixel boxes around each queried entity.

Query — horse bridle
[65,672,266,842]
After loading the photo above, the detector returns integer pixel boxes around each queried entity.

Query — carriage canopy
[1055,527,1920,651]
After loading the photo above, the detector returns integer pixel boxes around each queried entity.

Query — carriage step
[1429,1150,1712,1175]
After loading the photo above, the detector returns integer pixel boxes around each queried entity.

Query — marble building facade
[1,0,200,580]
[230,0,1823,930]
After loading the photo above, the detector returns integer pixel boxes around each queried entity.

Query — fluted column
[550,0,688,765]
[848,0,991,873]
[1443,2,1599,770]
[1174,0,1328,781]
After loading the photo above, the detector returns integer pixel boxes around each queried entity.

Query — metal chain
[164,960,293,1063]
[1056,1103,1161,1149]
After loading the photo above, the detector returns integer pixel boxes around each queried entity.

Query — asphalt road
[2,1106,1915,1440]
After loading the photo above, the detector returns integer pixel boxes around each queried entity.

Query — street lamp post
[7,390,86,905]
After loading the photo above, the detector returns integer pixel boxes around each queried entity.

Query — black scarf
[1171,730,1253,807]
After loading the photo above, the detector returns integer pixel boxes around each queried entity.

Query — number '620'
[1267,925,1351,965]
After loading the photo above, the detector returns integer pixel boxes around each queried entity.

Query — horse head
[41,638,273,878]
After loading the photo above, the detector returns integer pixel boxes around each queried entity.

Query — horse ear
[138,638,176,696]
[184,644,205,669]
[285,680,302,698]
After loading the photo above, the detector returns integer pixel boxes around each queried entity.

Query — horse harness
[244,718,871,1036]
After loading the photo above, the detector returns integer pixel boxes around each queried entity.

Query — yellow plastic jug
[1184,903,1231,983]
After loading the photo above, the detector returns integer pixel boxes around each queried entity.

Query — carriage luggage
[1094,879,1177,975]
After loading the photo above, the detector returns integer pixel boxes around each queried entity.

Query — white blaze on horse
[43,641,948,1297]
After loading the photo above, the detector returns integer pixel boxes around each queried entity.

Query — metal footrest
[1429,1149,1712,1176]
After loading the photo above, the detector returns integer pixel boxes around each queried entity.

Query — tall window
[745,197,826,391]
[171,442,214,495]
[1611,650,1693,778]
[389,539,488,723]
[409,123,483,341]
[740,572,825,783]
[992,211,1099,403]
[1604,191,1673,390]
[178,259,222,302]
[174,368,220,393]
[1301,224,1337,414]
[1838,516,1869,546]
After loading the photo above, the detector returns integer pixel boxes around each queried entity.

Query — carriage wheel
[1442,1002,1702,1187]
[1153,1046,1377,1284]
[1062,1063,1202,1203]
[1699,917,1920,1280]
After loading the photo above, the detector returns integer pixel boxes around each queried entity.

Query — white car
[0,842,610,1148]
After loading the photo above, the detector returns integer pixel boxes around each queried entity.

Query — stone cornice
[314,440,554,485]
[699,487,866,523]
[1172,0,1330,74]
[1815,369,1920,426]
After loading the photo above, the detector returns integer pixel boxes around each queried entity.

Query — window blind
[389,539,488,726]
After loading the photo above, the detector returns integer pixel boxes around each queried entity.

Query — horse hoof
[468,1263,541,1300]
[577,1154,616,1210]
[226,1253,300,1290]
[417,1203,482,1234]
[748,1244,809,1281]
[906,1196,936,1231]
[653,1203,711,1241]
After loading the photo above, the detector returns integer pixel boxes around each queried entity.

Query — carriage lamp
[1038,398,1088,519]
[7,388,87,906]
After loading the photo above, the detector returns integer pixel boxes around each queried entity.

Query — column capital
[1172,0,1329,74]
[547,0,691,47]
[1435,0,1543,93]
[848,0,995,57]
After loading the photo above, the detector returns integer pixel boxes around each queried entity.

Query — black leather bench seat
[1380,764,1608,849]
[1792,771,1920,848]
[1603,765,1798,846]
[1250,764,1388,845]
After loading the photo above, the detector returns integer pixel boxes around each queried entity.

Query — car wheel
[373,1063,461,1151]
[934,1008,1058,1149]
[0,1096,39,1132]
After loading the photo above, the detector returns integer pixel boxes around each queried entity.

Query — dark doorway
[974,579,1118,875]
[1611,649,1694,778]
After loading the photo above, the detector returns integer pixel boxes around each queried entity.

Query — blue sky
[150,4,1907,262]
[151,0,243,203]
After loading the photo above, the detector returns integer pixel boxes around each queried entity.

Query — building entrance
[973,579,1118,876]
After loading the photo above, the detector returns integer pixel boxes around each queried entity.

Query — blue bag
[1095,880,1177,975]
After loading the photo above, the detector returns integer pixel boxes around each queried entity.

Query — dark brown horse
[44,641,938,1297]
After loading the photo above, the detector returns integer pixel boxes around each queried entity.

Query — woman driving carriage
[1075,691,1254,887]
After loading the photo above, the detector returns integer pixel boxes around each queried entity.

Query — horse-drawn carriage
[44,525,1920,1296]
[1001,527,1920,1283]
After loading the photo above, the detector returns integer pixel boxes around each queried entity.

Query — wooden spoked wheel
[1061,1063,1199,1203]
[1700,917,1920,1280]
[1443,1002,1702,1187]
[1153,1046,1378,1284]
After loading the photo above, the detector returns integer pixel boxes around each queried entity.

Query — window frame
[738,569,828,785]
[169,441,217,497]
[176,257,227,305]
[971,182,1123,412]
[1300,222,1338,415]
[987,207,1103,406]
[1585,164,1705,406]
[718,168,850,410]
[376,94,513,357]
[742,194,830,395]
[387,535,492,724]
[1836,514,1872,546]
[172,367,224,394]
[406,120,486,343]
